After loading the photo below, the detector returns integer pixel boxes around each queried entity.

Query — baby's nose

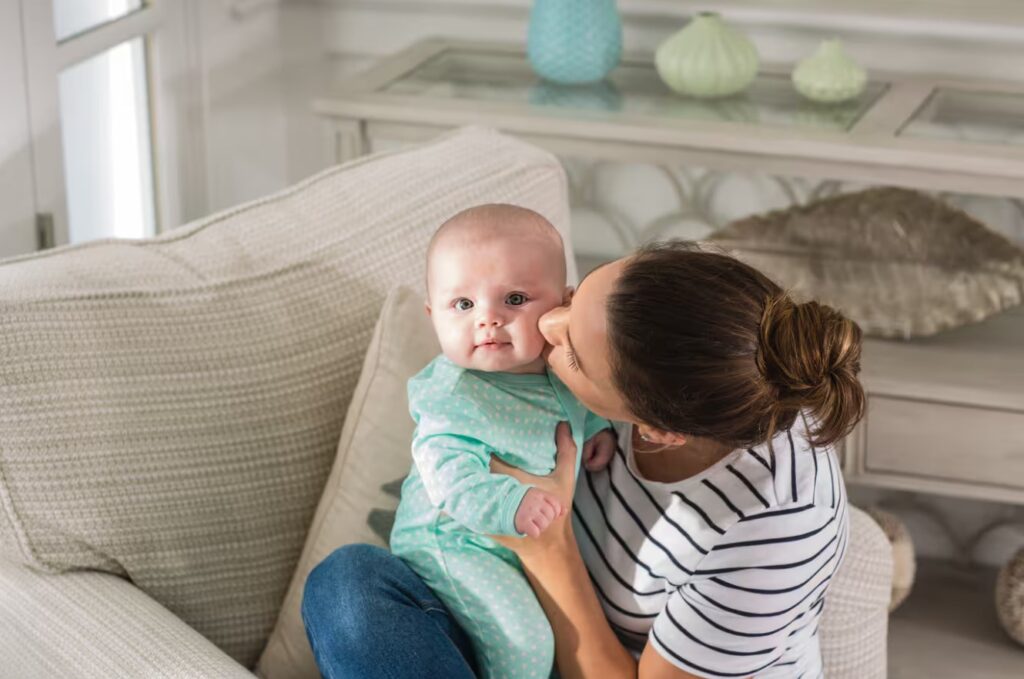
[476,310,504,327]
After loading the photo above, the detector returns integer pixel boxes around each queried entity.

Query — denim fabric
[302,544,479,679]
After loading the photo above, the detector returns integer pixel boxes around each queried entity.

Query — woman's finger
[553,421,578,484]
[489,454,518,476]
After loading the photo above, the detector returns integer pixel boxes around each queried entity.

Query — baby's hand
[582,429,617,472]
[514,487,566,537]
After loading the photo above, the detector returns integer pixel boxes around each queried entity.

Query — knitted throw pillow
[710,187,1024,339]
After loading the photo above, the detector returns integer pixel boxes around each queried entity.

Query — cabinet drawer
[865,397,1024,490]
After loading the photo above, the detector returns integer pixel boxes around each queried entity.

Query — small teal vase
[528,0,622,84]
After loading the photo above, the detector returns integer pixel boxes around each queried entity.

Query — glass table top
[382,49,889,133]
[900,87,1024,147]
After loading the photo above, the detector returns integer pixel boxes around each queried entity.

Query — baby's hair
[426,204,566,294]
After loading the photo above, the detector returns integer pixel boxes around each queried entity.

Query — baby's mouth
[476,338,511,350]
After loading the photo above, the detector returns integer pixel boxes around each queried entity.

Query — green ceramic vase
[792,39,867,103]
[655,12,759,99]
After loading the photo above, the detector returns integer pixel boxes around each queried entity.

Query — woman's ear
[638,426,687,447]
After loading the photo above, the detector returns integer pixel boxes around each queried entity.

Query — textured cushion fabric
[0,556,255,679]
[819,506,893,679]
[257,286,438,679]
[258,287,893,679]
[0,126,571,668]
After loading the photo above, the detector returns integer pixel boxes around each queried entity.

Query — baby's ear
[424,301,432,317]
[562,286,575,304]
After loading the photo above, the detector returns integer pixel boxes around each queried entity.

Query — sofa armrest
[819,505,894,679]
[0,557,255,679]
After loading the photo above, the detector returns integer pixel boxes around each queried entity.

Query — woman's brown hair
[607,241,865,449]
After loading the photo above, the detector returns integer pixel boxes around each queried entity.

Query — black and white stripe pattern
[573,416,848,678]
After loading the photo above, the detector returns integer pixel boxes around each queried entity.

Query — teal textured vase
[528,0,622,84]
[529,80,623,111]
[655,12,759,98]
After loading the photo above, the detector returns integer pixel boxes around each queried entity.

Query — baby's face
[428,236,565,374]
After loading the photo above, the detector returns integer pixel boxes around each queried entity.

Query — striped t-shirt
[573,416,848,678]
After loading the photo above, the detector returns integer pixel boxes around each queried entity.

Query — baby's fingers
[536,501,556,522]
[530,513,552,536]
[544,495,566,518]
[584,448,609,470]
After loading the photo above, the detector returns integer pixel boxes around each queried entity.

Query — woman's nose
[539,305,567,345]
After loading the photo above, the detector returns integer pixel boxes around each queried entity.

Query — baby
[389,204,616,679]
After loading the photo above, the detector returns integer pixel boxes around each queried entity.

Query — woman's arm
[490,424,709,679]
[517,524,636,679]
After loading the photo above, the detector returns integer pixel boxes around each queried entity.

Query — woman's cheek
[547,347,570,382]
[538,304,566,346]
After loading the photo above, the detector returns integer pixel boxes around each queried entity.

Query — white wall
[0,0,39,258]
[166,0,292,221]
[180,0,352,219]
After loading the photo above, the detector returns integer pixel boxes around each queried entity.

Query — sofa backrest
[0,127,571,667]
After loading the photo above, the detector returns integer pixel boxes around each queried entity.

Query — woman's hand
[490,421,579,563]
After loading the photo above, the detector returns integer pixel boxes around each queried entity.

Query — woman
[301,242,864,679]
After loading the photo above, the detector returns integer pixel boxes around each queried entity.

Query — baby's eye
[453,298,474,311]
[506,293,528,306]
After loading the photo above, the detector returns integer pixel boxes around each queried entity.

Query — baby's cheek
[438,330,473,366]
[517,323,547,354]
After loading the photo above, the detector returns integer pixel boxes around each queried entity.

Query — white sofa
[0,127,892,678]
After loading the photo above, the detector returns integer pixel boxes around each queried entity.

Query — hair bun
[757,295,866,447]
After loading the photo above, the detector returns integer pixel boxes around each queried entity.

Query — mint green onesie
[390,354,611,679]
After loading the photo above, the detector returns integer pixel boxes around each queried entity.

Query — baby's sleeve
[583,410,614,442]
[408,365,530,536]
[411,431,530,536]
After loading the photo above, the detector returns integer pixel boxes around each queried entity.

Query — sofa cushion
[0,126,571,667]
[256,286,438,679]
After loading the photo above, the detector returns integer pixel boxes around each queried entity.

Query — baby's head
[426,204,568,374]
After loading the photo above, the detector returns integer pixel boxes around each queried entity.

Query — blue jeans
[302,543,480,679]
